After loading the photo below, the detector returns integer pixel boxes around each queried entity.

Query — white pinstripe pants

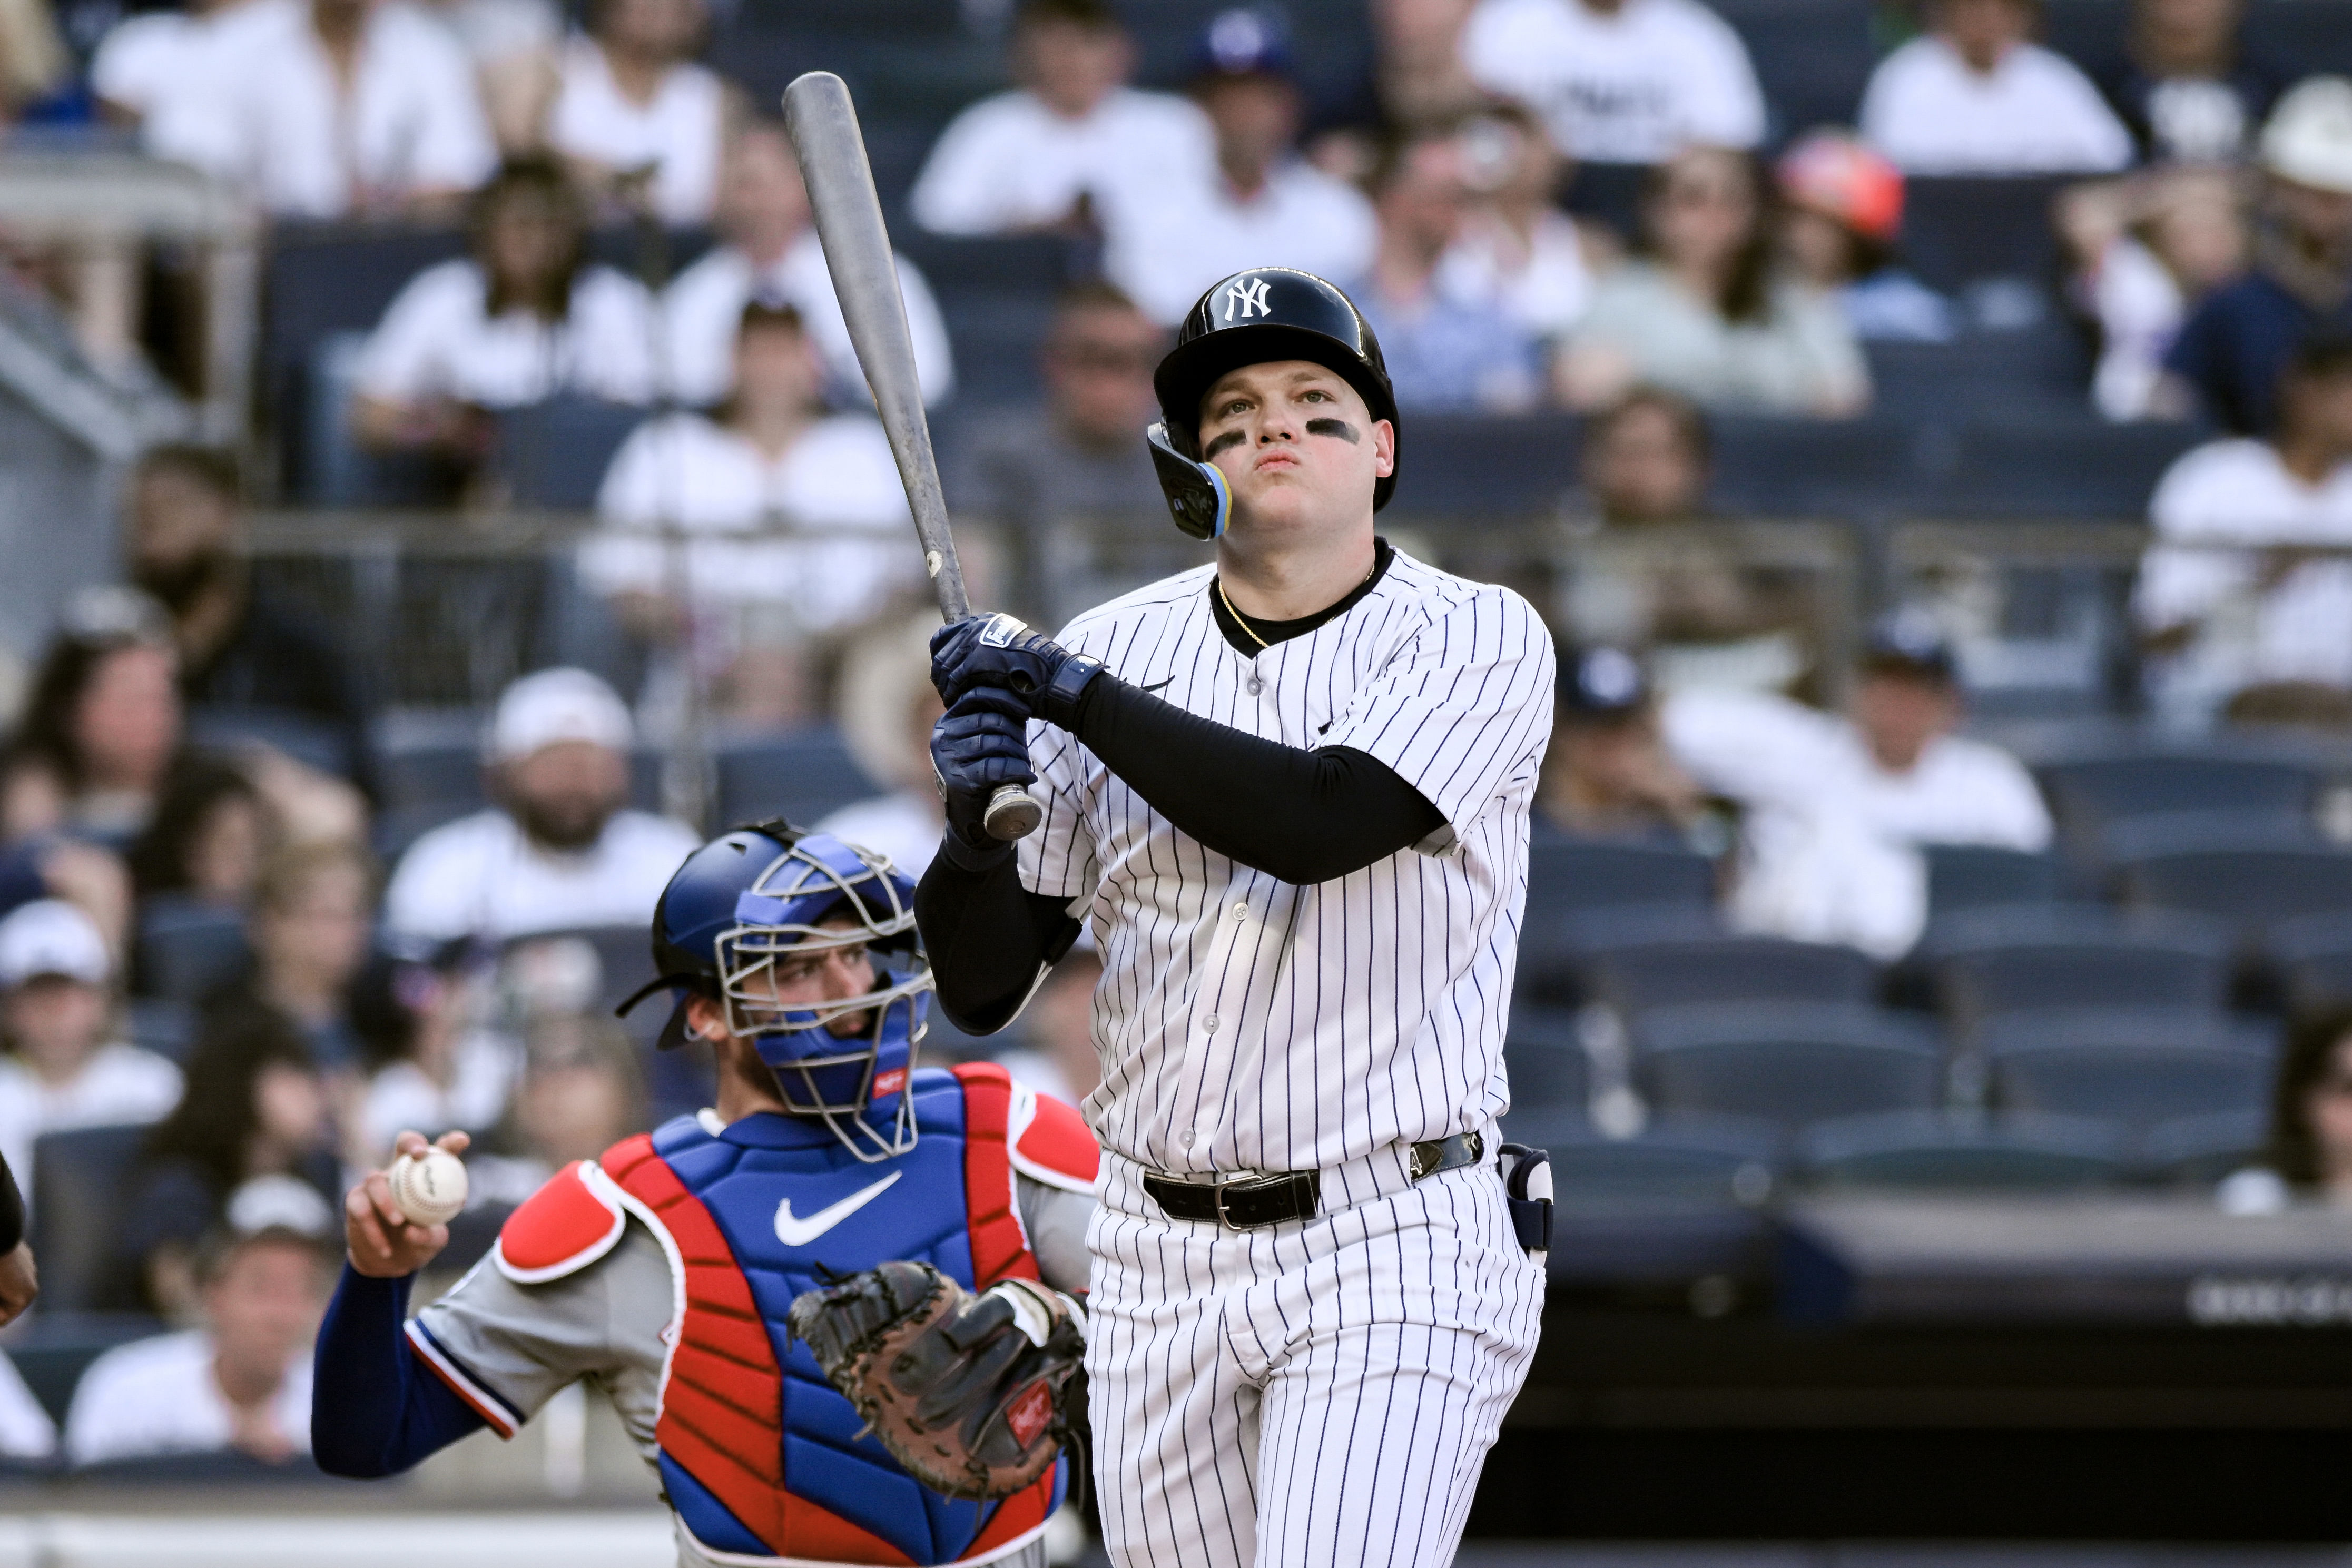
[1083,1147,1544,1568]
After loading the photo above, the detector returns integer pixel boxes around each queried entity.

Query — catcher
[310,824,1098,1568]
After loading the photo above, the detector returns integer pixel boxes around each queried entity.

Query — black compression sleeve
[917,851,1083,1036]
[1070,673,1445,884]
[0,1152,19,1253]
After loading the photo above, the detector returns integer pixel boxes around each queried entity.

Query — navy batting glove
[930,688,1038,867]
[930,613,1103,731]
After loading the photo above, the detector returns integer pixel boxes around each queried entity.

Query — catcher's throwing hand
[787,1259,1085,1501]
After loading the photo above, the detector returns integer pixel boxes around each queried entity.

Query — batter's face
[1195,360,1394,538]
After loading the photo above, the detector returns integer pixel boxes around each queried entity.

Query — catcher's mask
[618,824,932,1163]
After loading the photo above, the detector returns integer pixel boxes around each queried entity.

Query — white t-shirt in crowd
[1860,36,2133,174]
[1463,0,1766,164]
[1662,687,2051,956]
[64,1330,312,1466]
[90,12,202,117]
[1438,209,1595,342]
[2135,438,2352,715]
[0,1042,183,1204]
[0,1352,55,1463]
[544,38,725,225]
[361,1028,521,1153]
[815,791,941,882]
[2089,237,2188,422]
[145,0,497,219]
[909,86,1215,236]
[383,807,701,944]
[355,259,660,409]
[662,234,955,409]
[1102,160,1377,326]
[580,412,917,635]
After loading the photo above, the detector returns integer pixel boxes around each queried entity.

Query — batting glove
[930,687,1038,867]
[930,613,1103,730]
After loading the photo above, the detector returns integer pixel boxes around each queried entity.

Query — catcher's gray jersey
[415,1175,1091,1568]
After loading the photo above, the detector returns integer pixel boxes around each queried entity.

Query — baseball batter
[917,267,1556,1568]
[310,825,1100,1567]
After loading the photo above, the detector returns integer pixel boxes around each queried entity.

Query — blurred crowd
[3,0,2352,1476]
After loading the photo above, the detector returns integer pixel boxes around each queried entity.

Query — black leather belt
[1143,1132,1485,1229]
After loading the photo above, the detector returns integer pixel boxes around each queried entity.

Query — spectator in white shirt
[582,303,918,724]
[1102,9,1376,326]
[542,0,735,224]
[2136,333,2352,725]
[815,616,947,881]
[664,121,954,410]
[1662,612,2053,955]
[1462,0,1766,166]
[1443,103,1610,347]
[352,157,658,468]
[2057,166,2247,419]
[1860,0,2134,175]
[91,0,240,127]
[0,900,182,1197]
[383,669,698,945]
[143,0,498,220]
[1311,0,1490,180]
[65,1224,329,1466]
[910,0,1215,237]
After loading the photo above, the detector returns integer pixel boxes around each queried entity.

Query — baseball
[388,1148,468,1227]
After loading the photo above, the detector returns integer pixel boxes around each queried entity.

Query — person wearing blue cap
[1537,645,1711,842]
[1101,8,1375,325]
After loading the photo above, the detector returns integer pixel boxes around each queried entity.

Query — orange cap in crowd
[1777,131,1906,244]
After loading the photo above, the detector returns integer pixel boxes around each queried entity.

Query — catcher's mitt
[786,1259,1084,1501]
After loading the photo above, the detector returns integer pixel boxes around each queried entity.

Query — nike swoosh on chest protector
[774,1170,903,1246]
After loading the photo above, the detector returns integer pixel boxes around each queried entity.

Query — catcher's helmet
[1146,267,1400,538]
[616,822,931,1162]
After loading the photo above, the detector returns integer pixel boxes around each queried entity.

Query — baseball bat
[782,71,1041,842]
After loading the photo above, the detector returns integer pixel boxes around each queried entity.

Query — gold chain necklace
[1215,553,1379,655]
[1216,576,1272,650]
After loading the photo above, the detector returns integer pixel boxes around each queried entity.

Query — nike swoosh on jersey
[774,1171,903,1246]
[1139,677,1175,692]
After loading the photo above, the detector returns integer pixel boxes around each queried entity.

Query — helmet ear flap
[1147,421,1231,541]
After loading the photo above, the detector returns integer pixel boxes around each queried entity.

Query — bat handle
[983,783,1043,841]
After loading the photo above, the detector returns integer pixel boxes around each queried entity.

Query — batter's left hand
[931,614,1103,730]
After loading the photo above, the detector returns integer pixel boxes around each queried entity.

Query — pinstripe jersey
[1017,545,1556,1177]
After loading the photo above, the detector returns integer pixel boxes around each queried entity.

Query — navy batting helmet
[1145,267,1400,539]
[616,821,931,1162]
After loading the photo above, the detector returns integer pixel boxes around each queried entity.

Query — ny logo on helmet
[1222,277,1273,322]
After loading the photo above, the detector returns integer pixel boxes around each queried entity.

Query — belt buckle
[1211,1172,1286,1231]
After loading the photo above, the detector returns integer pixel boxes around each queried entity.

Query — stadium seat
[1503,1007,1591,1117]
[3,1310,168,1431]
[1926,416,2201,518]
[1705,414,1919,517]
[1577,932,1882,1015]
[2266,910,2352,1012]
[1523,835,1717,926]
[1897,176,2073,294]
[713,727,881,831]
[1714,0,1876,135]
[1502,1109,1780,1284]
[30,1124,149,1312]
[132,895,251,1002]
[1633,1003,1944,1129]
[2139,1109,2270,1185]
[125,998,197,1064]
[2110,814,2352,933]
[1795,1109,2127,1190]
[1921,844,2061,918]
[2240,0,2352,78]
[1921,904,2233,1025]
[1382,413,1581,518]
[1561,161,1649,239]
[1868,336,2092,429]
[184,704,356,781]
[1517,904,1727,1009]
[1983,1012,2277,1131]
[494,397,649,510]
[2038,749,2320,843]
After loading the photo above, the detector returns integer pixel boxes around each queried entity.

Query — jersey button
[1203,1014,1221,1033]
[1177,1129,1195,1148]
[1246,675,1264,695]
[1229,902,1249,922]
